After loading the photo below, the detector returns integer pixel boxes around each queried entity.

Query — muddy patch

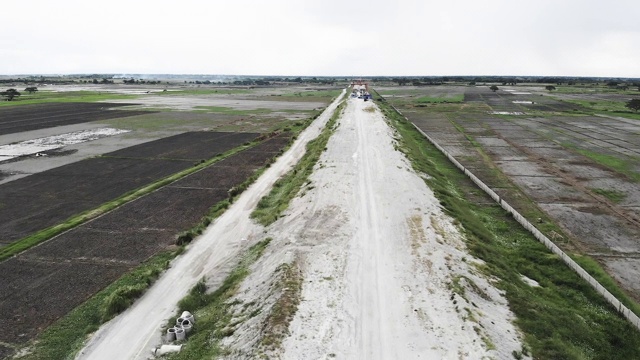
[0,128,129,162]
[540,203,640,253]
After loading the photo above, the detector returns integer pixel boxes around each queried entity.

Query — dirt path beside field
[223,98,527,359]
[75,92,345,360]
[77,92,528,359]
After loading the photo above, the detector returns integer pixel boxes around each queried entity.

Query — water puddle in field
[0,128,130,161]
[511,92,532,95]
[490,111,525,115]
[513,100,534,104]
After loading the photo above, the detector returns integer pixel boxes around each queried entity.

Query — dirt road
[75,91,345,360]
[224,98,527,359]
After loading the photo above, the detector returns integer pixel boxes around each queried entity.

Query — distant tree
[490,85,499,92]
[24,86,38,94]
[625,99,640,112]
[468,81,476,85]
[1,88,21,101]
[545,85,556,91]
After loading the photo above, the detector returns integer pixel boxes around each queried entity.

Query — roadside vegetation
[374,91,640,359]
[251,100,346,226]
[258,261,303,354]
[163,239,272,359]
[11,137,285,360]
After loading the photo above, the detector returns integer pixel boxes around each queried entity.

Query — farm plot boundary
[0,133,294,352]
[0,131,259,258]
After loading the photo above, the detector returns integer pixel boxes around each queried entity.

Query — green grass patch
[558,98,640,120]
[374,90,640,359]
[572,147,640,182]
[571,254,640,316]
[0,90,137,107]
[590,188,627,203]
[251,100,345,226]
[18,249,181,360]
[260,262,303,352]
[159,88,251,95]
[193,106,274,115]
[164,238,272,359]
[414,94,464,104]
[278,89,341,98]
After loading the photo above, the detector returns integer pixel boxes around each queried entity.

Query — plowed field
[0,102,152,135]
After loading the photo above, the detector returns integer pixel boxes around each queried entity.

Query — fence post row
[387,104,640,331]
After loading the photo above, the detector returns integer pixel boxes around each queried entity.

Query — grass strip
[164,238,272,359]
[13,135,298,360]
[0,136,274,262]
[374,91,640,359]
[250,100,346,226]
[415,94,464,104]
[574,148,640,182]
[590,188,627,203]
[0,91,138,107]
[259,261,303,353]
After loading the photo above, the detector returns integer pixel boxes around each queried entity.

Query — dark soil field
[105,131,258,161]
[0,158,189,244]
[0,134,290,348]
[0,102,152,135]
[380,85,640,303]
[0,257,128,343]
[0,132,259,245]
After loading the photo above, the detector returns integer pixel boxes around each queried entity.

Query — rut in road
[223,98,528,359]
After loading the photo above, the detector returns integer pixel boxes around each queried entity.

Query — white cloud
[1,0,639,76]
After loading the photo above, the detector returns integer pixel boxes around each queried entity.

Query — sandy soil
[0,127,129,161]
[222,99,526,359]
[74,90,346,360]
[76,92,527,359]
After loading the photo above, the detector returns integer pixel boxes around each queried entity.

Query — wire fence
[389,104,640,330]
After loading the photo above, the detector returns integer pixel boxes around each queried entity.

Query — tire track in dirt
[271,98,527,359]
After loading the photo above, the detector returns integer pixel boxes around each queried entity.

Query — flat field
[0,132,258,245]
[379,84,640,301]
[0,84,337,357]
[0,133,292,346]
[0,102,152,135]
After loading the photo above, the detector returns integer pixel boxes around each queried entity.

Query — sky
[1,0,639,77]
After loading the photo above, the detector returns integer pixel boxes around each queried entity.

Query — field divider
[0,134,278,262]
[385,101,640,331]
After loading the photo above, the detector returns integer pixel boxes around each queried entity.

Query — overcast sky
[1,0,639,77]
